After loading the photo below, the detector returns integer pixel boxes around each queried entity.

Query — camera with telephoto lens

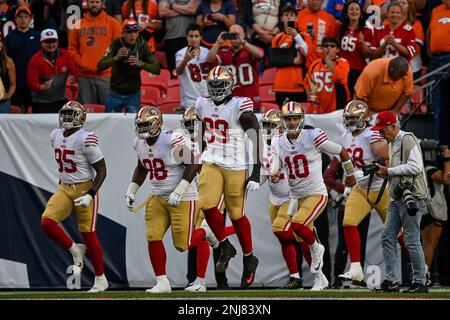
[420,139,448,165]
[362,157,386,176]
[394,181,418,216]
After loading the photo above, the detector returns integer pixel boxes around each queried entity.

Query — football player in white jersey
[194,66,262,289]
[180,106,235,292]
[270,101,357,291]
[41,101,108,293]
[260,109,304,290]
[175,23,212,111]
[338,100,390,285]
[124,106,210,293]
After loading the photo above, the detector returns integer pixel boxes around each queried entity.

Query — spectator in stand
[175,23,211,112]
[398,0,424,79]
[0,0,17,38]
[0,33,15,113]
[371,2,417,61]
[159,0,200,78]
[304,36,350,113]
[426,0,450,140]
[195,0,236,48]
[326,0,369,21]
[339,0,372,98]
[4,5,40,113]
[68,0,121,105]
[354,56,413,115]
[295,0,338,68]
[97,19,160,112]
[121,0,163,53]
[106,0,123,22]
[207,24,264,112]
[29,0,62,31]
[270,4,308,107]
[243,0,280,74]
[27,29,77,113]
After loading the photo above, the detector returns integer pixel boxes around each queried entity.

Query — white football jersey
[195,96,253,171]
[261,142,290,206]
[50,128,104,184]
[176,46,211,108]
[134,131,198,200]
[271,128,328,199]
[341,127,385,190]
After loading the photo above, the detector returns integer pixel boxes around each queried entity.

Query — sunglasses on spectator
[322,43,338,48]
[43,39,58,44]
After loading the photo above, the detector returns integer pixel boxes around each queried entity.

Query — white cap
[40,29,58,42]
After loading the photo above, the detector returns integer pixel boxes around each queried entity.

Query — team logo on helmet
[260,108,282,140]
[180,105,200,136]
[135,105,163,139]
[59,101,86,130]
[280,101,305,134]
[206,66,235,102]
[342,100,369,133]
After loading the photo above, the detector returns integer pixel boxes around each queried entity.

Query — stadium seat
[141,86,162,105]
[84,104,105,113]
[27,106,32,113]
[260,67,276,86]
[155,50,168,69]
[140,69,170,95]
[10,105,21,113]
[165,85,180,104]
[260,103,279,113]
[259,85,276,103]
[168,77,180,88]
[158,102,179,114]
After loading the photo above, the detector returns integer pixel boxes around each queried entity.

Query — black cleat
[403,282,428,293]
[279,277,303,290]
[215,239,236,273]
[240,255,259,289]
[374,280,400,293]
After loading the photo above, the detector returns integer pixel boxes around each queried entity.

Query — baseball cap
[371,111,397,131]
[40,29,58,42]
[122,19,139,32]
[15,5,32,18]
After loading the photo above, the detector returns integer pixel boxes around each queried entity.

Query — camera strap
[366,173,388,206]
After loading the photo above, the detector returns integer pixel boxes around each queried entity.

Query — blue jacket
[4,28,41,89]
[326,0,366,20]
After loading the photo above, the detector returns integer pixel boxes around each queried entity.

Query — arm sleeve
[238,97,254,116]
[83,133,104,164]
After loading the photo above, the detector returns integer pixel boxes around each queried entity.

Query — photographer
[372,111,428,293]
[420,141,450,286]
[98,19,160,113]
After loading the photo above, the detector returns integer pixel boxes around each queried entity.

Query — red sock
[148,240,166,276]
[274,231,298,274]
[41,218,73,249]
[344,226,361,262]
[290,222,315,245]
[232,216,253,255]
[81,232,104,276]
[196,239,210,278]
[225,225,235,237]
[398,232,412,262]
[189,228,206,249]
[203,207,227,241]
[300,241,312,266]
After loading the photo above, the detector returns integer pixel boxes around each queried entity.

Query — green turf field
[1,288,449,300]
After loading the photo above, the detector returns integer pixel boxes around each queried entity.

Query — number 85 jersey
[270,128,328,199]
[50,128,104,184]
[195,96,254,171]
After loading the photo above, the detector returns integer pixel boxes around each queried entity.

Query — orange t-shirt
[354,58,413,113]
[121,0,162,52]
[304,56,350,114]
[271,32,306,93]
[429,4,450,54]
[295,8,338,68]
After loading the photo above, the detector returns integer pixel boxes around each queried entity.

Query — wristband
[126,182,140,195]
[342,159,355,177]
[174,179,190,196]
[87,188,97,198]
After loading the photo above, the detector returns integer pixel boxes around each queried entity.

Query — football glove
[168,179,190,207]
[246,181,260,191]
[74,194,92,208]
[125,182,140,212]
